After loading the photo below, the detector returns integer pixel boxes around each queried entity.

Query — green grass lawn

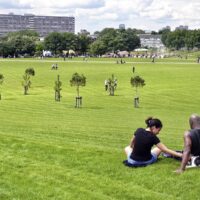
[0,57,200,199]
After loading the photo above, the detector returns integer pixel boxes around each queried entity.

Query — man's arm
[176,131,192,174]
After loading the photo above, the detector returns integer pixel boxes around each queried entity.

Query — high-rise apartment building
[0,13,75,37]
[175,25,188,31]
[119,24,125,29]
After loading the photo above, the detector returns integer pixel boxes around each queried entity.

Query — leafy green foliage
[70,72,86,97]
[161,29,200,50]
[89,28,140,55]
[62,32,77,51]
[25,68,35,76]
[130,68,145,107]
[22,68,35,95]
[130,76,145,90]
[44,32,64,55]
[107,74,117,96]
[0,30,38,57]
[130,75,145,101]
[76,33,92,55]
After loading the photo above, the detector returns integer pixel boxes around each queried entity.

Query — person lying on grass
[176,114,200,174]
[124,117,182,167]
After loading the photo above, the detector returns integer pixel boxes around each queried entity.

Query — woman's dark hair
[145,117,163,128]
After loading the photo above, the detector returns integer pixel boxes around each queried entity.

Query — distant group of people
[124,114,200,174]
[51,63,58,70]
[116,59,126,64]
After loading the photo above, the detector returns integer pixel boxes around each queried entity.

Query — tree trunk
[24,86,28,95]
[134,87,140,107]
[77,86,79,97]
[75,96,82,108]
[135,87,138,97]
[110,86,114,96]
[134,97,139,108]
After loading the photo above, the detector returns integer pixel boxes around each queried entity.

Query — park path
[0,58,198,65]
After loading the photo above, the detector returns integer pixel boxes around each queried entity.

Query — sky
[0,0,200,34]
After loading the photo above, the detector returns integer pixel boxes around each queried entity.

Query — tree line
[0,66,145,108]
[160,28,200,50]
[0,28,142,57]
[1,27,200,57]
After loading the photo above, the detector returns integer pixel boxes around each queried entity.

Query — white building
[138,34,165,49]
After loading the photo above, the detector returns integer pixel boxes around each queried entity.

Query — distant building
[175,25,188,30]
[79,29,90,35]
[144,30,152,34]
[0,13,75,37]
[160,26,171,32]
[119,24,125,29]
[90,33,99,41]
[138,34,165,49]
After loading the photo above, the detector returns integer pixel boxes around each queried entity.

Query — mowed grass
[0,57,200,200]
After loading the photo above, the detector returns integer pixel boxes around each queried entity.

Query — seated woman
[124,117,182,167]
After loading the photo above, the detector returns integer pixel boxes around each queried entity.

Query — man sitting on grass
[176,114,200,173]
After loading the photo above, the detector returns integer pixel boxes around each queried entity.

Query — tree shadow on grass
[84,106,104,110]
[3,97,17,101]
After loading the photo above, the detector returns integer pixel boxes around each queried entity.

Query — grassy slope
[0,57,200,199]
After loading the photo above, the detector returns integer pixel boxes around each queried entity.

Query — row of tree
[161,29,200,50]
[0,67,145,108]
[1,27,200,57]
[0,30,38,58]
[55,69,145,108]
[0,30,91,58]
[0,28,142,57]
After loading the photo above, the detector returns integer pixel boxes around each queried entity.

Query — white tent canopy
[134,48,148,52]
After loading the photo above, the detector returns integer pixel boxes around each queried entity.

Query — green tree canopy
[161,29,200,50]
[62,32,77,52]
[0,30,39,57]
[130,75,145,97]
[89,40,107,55]
[44,32,64,55]
[76,33,92,55]
[70,72,86,97]
[89,28,140,55]
[22,68,35,95]
[25,68,35,76]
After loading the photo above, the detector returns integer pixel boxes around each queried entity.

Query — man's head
[189,114,200,129]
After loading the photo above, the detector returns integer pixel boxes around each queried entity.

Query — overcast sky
[0,0,200,34]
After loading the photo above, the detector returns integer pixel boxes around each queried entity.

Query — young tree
[54,75,62,101]
[22,68,35,95]
[25,68,35,76]
[0,74,4,100]
[70,72,86,107]
[130,68,145,108]
[107,74,117,96]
